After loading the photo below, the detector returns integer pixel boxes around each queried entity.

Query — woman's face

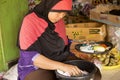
[48,12,67,23]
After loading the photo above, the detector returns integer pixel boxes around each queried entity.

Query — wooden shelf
[91,18,120,27]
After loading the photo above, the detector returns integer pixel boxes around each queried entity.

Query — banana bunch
[91,48,120,66]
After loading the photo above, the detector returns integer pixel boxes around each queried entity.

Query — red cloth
[51,0,72,11]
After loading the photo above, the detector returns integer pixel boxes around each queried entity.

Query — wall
[0,0,28,71]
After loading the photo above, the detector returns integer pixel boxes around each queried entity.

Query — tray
[75,41,113,54]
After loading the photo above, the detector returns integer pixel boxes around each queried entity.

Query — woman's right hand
[33,54,83,76]
[59,63,82,76]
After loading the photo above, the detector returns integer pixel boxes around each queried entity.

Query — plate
[75,41,113,54]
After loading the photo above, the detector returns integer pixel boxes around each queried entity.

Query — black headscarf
[33,0,60,20]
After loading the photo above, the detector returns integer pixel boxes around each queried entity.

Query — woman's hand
[58,63,82,76]
[33,54,86,76]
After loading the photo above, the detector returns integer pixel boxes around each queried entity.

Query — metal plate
[75,41,113,54]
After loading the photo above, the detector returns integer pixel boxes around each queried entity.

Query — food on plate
[80,44,106,53]
[80,45,94,53]
[93,45,106,52]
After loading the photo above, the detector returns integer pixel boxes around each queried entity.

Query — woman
[17,0,82,80]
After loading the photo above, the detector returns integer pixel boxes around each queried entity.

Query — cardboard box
[107,14,120,24]
[90,9,120,24]
[90,5,120,25]
[66,22,106,41]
